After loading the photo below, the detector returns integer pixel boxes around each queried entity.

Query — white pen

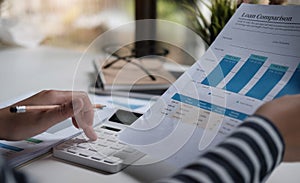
[10,104,106,113]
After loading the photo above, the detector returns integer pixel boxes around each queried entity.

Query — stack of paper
[0,133,64,167]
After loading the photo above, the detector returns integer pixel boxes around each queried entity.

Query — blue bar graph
[275,64,300,98]
[201,55,240,87]
[246,64,288,100]
[224,54,267,93]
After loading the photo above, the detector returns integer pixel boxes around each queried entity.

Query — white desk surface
[0,46,299,183]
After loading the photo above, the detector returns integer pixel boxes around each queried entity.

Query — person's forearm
[157,115,285,183]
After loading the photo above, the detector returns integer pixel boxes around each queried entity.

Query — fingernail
[84,127,98,141]
[90,131,98,141]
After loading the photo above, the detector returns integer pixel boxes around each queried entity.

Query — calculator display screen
[108,109,142,125]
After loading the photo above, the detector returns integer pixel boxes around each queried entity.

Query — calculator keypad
[53,126,145,173]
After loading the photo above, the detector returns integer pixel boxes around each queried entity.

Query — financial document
[119,4,300,167]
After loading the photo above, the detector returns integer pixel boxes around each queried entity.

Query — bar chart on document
[119,4,300,167]
[164,51,299,122]
[200,54,300,101]
[157,50,300,150]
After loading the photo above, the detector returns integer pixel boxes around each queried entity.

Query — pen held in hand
[10,104,106,113]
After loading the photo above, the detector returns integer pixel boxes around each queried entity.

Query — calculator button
[77,144,90,149]
[94,129,104,133]
[97,136,106,140]
[93,145,105,151]
[103,156,122,164]
[107,139,117,143]
[110,143,125,150]
[94,147,115,156]
[107,156,122,162]
[88,148,97,153]
[122,147,136,153]
[97,141,110,147]
[91,156,102,161]
[67,146,79,151]
[67,149,77,154]
[110,147,121,151]
[103,131,114,136]
[89,141,97,145]
[102,148,115,156]
[79,153,89,157]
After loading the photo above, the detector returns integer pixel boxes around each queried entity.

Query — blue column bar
[224,54,267,93]
[246,64,288,100]
[171,93,248,121]
[201,55,240,87]
[275,64,300,98]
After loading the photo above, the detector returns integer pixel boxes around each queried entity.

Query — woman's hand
[255,94,300,162]
[0,90,97,141]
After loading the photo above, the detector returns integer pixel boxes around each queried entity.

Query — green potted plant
[175,0,237,45]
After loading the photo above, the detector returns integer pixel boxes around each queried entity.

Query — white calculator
[53,109,145,173]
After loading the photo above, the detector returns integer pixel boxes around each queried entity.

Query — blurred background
[0,0,299,65]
